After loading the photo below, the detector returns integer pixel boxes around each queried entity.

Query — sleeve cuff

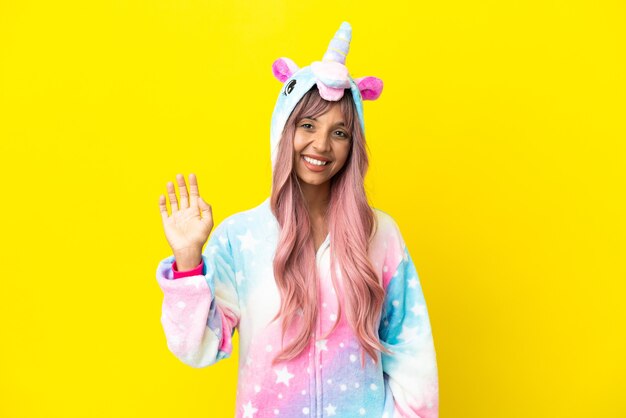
[172,259,204,279]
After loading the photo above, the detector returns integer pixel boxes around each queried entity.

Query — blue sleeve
[378,221,439,417]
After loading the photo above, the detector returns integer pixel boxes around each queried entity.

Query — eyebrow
[301,116,346,127]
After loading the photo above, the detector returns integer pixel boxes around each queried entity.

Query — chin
[296,172,330,186]
[301,177,328,186]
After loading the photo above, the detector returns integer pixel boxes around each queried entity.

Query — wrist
[173,247,202,271]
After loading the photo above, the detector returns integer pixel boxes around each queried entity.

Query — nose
[312,132,331,153]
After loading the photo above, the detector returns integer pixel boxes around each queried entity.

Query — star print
[411,303,426,317]
[236,270,246,285]
[218,235,228,246]
[397,325,420,341]
[183,275,205,290]
[325,403,337,416]
[242,401,258,418]
[275,366,295,386]
[408,277,418,288]
[316,339,328,351]
[237,229,259,253]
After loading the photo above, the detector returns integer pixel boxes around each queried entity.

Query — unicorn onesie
[156,22,439,418]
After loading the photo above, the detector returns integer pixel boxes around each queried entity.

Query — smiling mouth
[302,155,330,166]
[301,155,332,172]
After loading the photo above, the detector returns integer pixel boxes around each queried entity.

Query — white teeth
[303,156,329,166]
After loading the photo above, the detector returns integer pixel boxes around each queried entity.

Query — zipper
[313,234,330,418]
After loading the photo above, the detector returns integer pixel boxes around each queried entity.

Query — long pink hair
[269,85,391,366]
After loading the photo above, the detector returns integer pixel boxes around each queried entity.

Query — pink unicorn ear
[272,57,300,83]
[354,76,383,100]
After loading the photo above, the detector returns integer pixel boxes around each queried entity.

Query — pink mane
[269,86,390,366]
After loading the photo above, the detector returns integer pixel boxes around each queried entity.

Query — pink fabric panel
[172,259,204,279]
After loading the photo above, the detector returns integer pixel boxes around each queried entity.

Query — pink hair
[269,86,391,367]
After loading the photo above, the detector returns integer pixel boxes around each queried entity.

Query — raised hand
[159,173,213,270]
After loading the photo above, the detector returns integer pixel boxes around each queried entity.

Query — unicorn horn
[322,21,352,65]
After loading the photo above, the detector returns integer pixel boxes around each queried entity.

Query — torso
[222,197,399,417]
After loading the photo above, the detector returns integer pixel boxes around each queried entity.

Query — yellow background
[1,0,624,417]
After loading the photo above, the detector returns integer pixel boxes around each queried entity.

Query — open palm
[159,173,213,255]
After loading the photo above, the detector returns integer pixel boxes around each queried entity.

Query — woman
[156,22,439,418]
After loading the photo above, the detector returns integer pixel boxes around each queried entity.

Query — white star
[242,401,258,418]
[237,229,259,253]
[397,325,420,341]
[218,235,228,246]
[183,275,205,290]
[315,339,328,351]
[236,270,246,285]
[411,303,426,317]
[246,355,253,366]
[275,366,295,386]
[324,403,337,416]
[408,277,418,288]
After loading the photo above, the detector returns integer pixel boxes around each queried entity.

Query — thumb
[198,197,213,222]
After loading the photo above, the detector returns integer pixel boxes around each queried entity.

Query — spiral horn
[322,21,352,65]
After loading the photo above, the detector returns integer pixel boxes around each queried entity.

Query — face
[292,102,352,188]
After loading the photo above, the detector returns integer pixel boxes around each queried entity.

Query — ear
[272,57,300,83]
[354,76,383,100]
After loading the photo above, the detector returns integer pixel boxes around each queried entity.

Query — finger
[176,173,189,209]
[166,181,179,213]
[159,194,169,222]
[188,173,199,208]
[198,196,213,227]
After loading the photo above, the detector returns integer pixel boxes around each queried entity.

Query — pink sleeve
[172,260,204,279]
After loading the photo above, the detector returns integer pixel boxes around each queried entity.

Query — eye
[300,123,313,129]
[335,130,349,138]
[284,79,297,95]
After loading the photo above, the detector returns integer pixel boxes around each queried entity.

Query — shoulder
[372,207,397,227]
[212,197,272,232]
[208,197,276,253]
[368,207,409,288]
[371,207,404,244]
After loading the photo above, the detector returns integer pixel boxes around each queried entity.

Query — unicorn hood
[269,21,384,170]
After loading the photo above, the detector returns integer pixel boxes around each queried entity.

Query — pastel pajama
[156,197,439,417]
